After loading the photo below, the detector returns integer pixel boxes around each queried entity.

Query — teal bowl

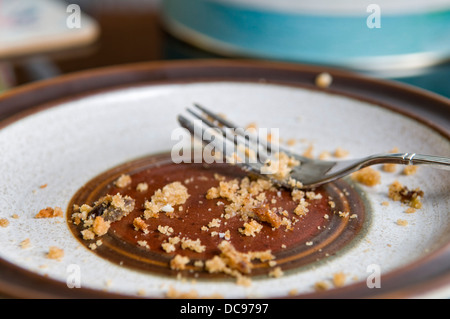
[161,0,450,73]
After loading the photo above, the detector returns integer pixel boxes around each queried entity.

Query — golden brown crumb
[204,240,274,283]
[319,151,331,160]
[333,272,346,287]
[388,180,423,209]
[294,199,309,216]
[47,246,64,261]
[314,281,329,291]
[166,286,199,299]
[239,219,263,237]
[133,217,149,234]
[405,207,416,214]
[170,254,190,270]
[254,205,282,228]
[137,240,150,249]
[289,289,299,296]
[35,207,63,218]
[262,152,301,181]
[39,184,48,189]
[286,138,296,146]
[403,165,418,176]
[92,216,110,236]
[351,167,381,186]
[72,193,134,241]
[383,163,397,173]
[158,225,174,236]
[208,218,221,228]
[136,182,148,192]
[0,218,9,228]
[20,238,31,249]
[144,182,189,219]
[161,236,181,253]
[115,174,132,188]
[205,176,277,224]
[181,237,205,253]
[333,147,349,158]
[396,219,408,226]
[291,189,305,201]
[302,144,314,159]
[269,267,284,278]
[315,72,333,88]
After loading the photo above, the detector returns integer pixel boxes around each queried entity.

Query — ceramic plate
[0,60,449,298]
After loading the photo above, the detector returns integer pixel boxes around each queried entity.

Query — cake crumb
[254,205,282,228]
[47,246,64,261]
[403,165,418,176]
[133,217,149,234]
[208,218,221,228]
[137,240,150,249]
[333,272,346,287]
[333,147,349,158]
[162,236,181,253]
[170,254,190,270]
[388,180,423,209]
[35,207,63,218]
[268,267,284,278]
[383,163,397,173]
[315,72,333,88]
[92,216,110,236]
[0,218,9,228]
[115,174,132,188]
[72,193,135,240]
[351,167,381,186]
[289,289,299,296]
[262,152,301,182]
[158,225,174,236]
[396,219,408,226]
[20,238,31,249]
[181,237,206,253]
[314,281,329,291]
[166,286,199,299]
[136,182,148,192]
[144,182,189,219]
[239,219,263,237]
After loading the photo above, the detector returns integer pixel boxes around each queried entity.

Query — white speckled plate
[0,60,449,298]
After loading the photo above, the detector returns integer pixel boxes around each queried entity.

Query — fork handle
[369,153,450,170]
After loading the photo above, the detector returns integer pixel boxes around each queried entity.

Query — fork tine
[177,112,265,173]
[193,103,236,128]
[193,103,279,160]
[186,107,271,164]
[193,103,303,161]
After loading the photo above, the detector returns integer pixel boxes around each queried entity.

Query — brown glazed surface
[67,153,366,279]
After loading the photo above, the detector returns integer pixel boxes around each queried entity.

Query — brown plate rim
[0,59,449,299]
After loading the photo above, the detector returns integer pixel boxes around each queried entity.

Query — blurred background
[0,0,449,98]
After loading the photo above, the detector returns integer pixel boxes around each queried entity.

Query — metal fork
[177,103,450,189]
